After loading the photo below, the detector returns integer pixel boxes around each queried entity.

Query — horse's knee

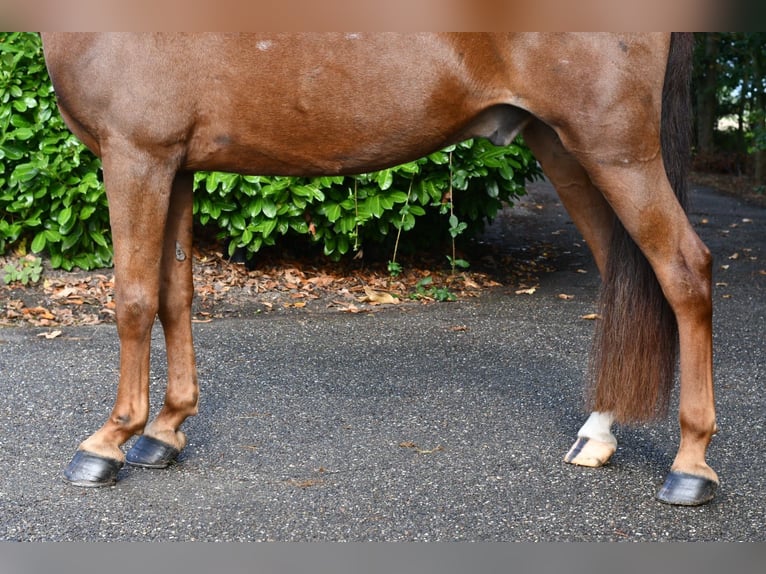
[116,289,160,333]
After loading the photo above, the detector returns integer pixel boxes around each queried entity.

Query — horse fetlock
[145,424,187,451]
[109,412,148,437]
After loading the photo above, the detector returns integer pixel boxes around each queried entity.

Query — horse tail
[588,32,694,422]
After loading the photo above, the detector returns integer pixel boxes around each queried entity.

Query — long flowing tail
[588,32,694,422]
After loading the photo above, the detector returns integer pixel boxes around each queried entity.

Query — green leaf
[375,169,394,190]
[230,213,246,231]
[485,179,499,198]
[10,162,38,183]
[254,218,277,238]
[365,195,383,218]
[58,206,73,226]
[79,205,97,220]
[322,202,342,222]
[261,200,277,219]
[31,231,46,253]
[9,127,34,140]
[89,229,108,247]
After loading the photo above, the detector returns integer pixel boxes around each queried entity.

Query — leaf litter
[1,236,559,328]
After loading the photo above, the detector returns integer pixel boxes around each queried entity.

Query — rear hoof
[564,437,615,468]
[63,450,123,487]
[656,471,718,506]
[126,435,180,468]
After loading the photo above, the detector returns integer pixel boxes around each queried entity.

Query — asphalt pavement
[0,181,763,541]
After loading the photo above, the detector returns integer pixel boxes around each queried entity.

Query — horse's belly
[181,34,521,176]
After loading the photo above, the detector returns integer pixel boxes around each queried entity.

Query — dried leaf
[306,274,336,288]
[515,287,537,295]
[37,330,62,339]
[558,293,574,300]
[334,302,362,313]
[581,313,601,320]
[360,286,399,305]
[24,306,55,320]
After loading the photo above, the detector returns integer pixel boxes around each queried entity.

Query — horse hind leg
[523,120,618,468]
[126,172,198,469]
[585,158,717,505]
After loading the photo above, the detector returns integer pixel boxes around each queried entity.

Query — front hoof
[63,450,123,487]
[656,471,718,506]
[126,435,180,468]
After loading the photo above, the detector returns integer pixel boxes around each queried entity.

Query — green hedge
[1,32,110,270]
[1,32,541,271]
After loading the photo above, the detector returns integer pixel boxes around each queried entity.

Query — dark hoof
[126,435,180,468]
[63,450,123,487]
[656,471,718,506]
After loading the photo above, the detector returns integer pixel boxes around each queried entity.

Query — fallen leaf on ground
[515,287,537,295]
[399,441,444,454]
[581,313,601,320]
[331,302,363,313]
[23,307,55,320]
[37,330,62,339]
[359,286,399,305]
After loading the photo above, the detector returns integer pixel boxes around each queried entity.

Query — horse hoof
[63,450,123,487]
[125,435,180,468]
[656,471,718,506]
[564,437,615,468]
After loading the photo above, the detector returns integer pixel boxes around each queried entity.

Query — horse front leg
[126,172,198,469]
[63,147,177,487]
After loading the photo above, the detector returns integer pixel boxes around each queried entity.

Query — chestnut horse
[42,33,717,505]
